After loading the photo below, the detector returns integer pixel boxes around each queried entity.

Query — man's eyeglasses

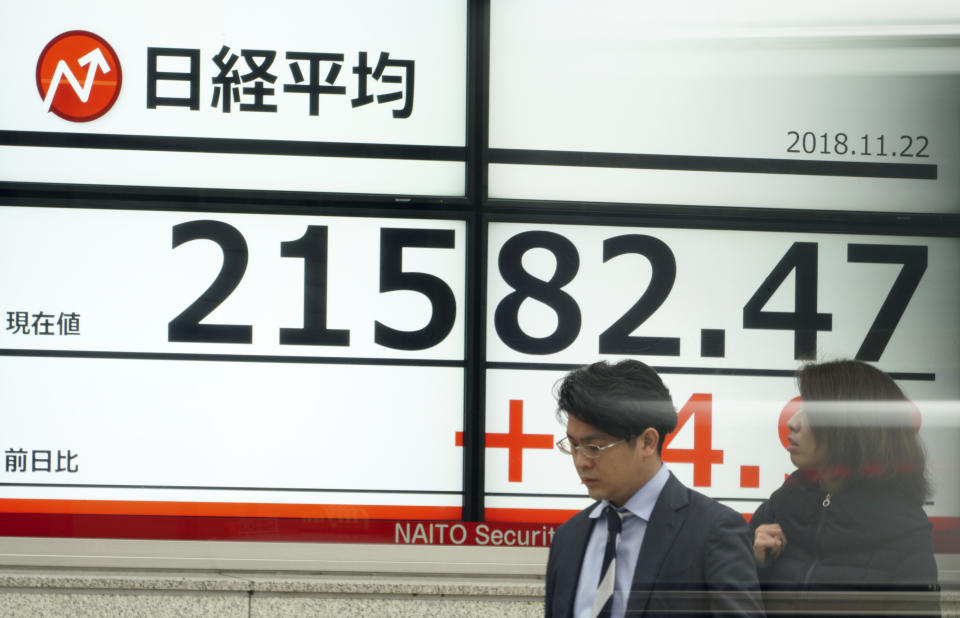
[556,437,625,459]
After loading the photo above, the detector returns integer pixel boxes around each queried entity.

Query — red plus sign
[456,400,554,483]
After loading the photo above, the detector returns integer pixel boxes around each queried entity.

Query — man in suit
[544,360,763,617]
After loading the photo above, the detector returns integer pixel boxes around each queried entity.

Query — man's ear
[638,427,660,456]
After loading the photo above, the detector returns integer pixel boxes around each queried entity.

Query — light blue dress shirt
[573,463,671,618]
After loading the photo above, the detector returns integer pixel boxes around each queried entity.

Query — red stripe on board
[0,504,956,552]
[931,516,960,530]
[0,513,557,546]
[486,509,960,553]
[0,499,460,520]
[485,507,580,524]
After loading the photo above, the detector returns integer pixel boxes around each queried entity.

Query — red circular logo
[36,31,122,122]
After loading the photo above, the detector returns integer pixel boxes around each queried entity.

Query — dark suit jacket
[545,472,764,617]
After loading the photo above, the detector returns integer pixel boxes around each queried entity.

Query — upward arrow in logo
[36,31,122,122]
[43,47,111,111]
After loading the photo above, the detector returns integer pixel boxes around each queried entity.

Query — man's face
[565,415,647,507]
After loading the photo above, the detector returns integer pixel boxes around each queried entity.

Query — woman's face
[786,409,827,471]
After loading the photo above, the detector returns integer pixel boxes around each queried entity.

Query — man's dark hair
[556,359,678,454]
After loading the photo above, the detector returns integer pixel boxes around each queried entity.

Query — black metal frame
[1,0,958,527]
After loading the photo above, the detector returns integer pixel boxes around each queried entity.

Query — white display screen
[0,1,958,563]
[0,0,467,196]
[483,221,960,522]
[0,206,467,514]
[488,1,960,213]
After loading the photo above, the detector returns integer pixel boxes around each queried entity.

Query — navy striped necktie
[593,505,625,618]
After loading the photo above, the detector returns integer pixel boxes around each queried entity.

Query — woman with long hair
[750,360,938,608]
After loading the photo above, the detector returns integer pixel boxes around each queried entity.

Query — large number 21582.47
[494,231,927,361]
[168,220,456,351]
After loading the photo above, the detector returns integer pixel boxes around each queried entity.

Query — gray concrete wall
[0,539,957,617]
[0,569,544,618]
[1,568,958,617]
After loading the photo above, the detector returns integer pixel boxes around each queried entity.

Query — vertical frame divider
[462,0,491,521]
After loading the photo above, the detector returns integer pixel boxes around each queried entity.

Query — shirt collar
[588,463,670,522]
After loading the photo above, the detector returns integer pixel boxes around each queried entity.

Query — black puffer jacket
[750,471,938,590]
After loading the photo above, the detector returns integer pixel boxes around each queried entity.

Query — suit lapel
[627,472,690,612]
[555,508,598,618]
